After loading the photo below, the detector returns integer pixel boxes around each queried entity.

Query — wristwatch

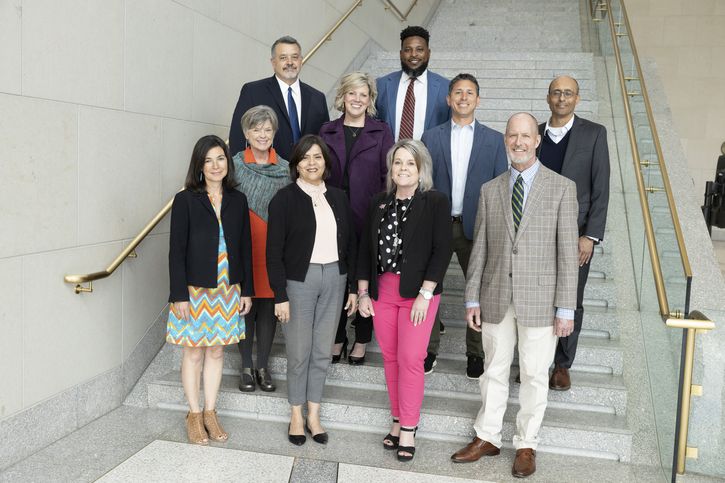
[418,288,433,300]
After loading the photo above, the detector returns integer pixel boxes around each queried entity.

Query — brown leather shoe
[451,437,500,463]
[512,448,536,477]
[549,366,571,391]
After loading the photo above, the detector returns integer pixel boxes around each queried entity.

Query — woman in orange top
[233,105,290,392]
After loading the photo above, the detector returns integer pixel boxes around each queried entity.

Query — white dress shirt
[450,120,475,216]
[276,76,302,131]
[466,160,575,321]
[544,115,575,144]
[394,69,428,141]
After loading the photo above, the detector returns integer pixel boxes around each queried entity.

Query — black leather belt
[452,216,463,223]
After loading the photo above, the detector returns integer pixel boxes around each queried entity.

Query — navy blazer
[422,120,508,239]
[374,70,450,139]
[319,116,394,235]
[228,75,330,160]
[168,189,254,302]
[357,190,452,300]
[537,115,610,240]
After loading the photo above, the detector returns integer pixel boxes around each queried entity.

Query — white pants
[472,304,557,450]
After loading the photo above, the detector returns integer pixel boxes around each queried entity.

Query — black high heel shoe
[305,421,329,445]
[397,426,418,462]
[382,417,400,450]
[331,338,348,364]
[348,341,366,365]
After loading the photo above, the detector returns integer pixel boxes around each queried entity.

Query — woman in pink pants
[357,139,452,462]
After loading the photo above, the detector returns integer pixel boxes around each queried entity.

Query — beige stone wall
[626,0,725,197]
[0,0,436,420]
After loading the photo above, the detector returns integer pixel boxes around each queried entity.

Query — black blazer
[538,115,610,240]
[168,189,254,302]
[266,183,357,303]
[357,190,452,300]
[228,75,330,160]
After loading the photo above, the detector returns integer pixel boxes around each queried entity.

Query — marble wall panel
[0,258,23,418]
[21,0,124,108]
[0,0,21,94]
[22,243,124,407]
[125,0,194,119]
[0,94,78,258]
[77,106,162,245]
[174,0,221,20]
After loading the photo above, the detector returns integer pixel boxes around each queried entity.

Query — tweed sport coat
[464,165,579,327]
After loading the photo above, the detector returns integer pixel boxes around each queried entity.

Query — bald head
[548,75,579,93]
[505,112,541,171]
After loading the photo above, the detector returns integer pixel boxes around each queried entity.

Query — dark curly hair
[400,26,430,46]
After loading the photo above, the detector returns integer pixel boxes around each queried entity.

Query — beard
[508,152,534,165]
[400,59,429,78]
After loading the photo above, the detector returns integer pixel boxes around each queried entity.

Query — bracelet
[358,292,370,299]
[357,289,369,296]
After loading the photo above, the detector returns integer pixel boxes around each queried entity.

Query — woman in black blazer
[357,139,452,462]
[266,135,357,446]
[167,135,253,445]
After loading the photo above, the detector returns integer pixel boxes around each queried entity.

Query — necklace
[389,196,414,259]
[345,125,363,138]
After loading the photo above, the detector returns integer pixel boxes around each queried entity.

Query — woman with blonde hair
[319,71,394,365]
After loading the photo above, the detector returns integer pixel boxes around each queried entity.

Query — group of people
[165,24,609,478]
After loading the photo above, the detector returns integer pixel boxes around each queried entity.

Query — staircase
[128,0,638,468]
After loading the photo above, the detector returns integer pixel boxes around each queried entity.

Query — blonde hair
[334,72,377,117]
[385,139,434,193]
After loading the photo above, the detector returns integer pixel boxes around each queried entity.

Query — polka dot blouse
[377,196,414,275]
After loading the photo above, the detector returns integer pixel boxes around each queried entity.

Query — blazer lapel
[467,121,486,179]
[194,191,216,218]
[424,74,441,129]
[401,191,425,241]
[514,166,547,241]
[348,118,379,162]
[387,74,401,128]
[299,82,312,133]
[497,176,516,243]
[266,76,291,127]
[560,115,582,175]
[371,192,394,247]
[440,123,453,186]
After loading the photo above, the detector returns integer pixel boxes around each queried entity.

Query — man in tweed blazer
[450,113,578,478]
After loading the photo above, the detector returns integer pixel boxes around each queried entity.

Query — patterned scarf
[233,148,290,222]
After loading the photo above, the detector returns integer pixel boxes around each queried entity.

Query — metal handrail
[381,0,418,21]
[64,0,399,293]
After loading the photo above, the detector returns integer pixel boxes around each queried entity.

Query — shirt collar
[401,69,428,86]
[510,159,541,186]
[451,119,475,131]
[276,76,301,95]
[545,115,575,137]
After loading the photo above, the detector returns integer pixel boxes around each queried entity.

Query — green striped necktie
[512,174,524,232]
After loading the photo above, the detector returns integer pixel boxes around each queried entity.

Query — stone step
[147,373,632,461]
[363,326,624,375]
[369,51,594,62]
[362,63,595,83]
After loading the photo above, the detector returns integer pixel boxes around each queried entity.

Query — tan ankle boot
[186,411,209,445]
[203,409,228,442]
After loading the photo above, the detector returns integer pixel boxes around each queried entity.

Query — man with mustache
[375,26,450,141]
[538,75,610,392]
[228,36,329,160]
[450,113,578,478]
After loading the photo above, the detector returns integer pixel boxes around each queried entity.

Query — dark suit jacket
[319,116,394,235]
[266,183,357,303]
[374,70,450,139]
[357,190,452,300]
[538,115,610,240]
[422,120,508,240]
[229,75,330,160]
[168,189,254,302]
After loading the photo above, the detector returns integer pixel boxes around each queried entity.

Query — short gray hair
[241,105,279,136]
[385,139,434,193]
[333,72,377,117]
[271,36,301,57]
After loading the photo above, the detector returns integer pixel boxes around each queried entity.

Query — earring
[199,172,203,182]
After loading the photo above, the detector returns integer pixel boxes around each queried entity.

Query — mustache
[401,59,428,78]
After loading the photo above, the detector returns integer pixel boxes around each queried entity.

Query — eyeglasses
[549,89,578,99]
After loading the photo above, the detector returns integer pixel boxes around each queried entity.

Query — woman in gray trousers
[266,135,358,446]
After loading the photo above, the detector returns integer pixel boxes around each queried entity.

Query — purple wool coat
[319,116,394,235]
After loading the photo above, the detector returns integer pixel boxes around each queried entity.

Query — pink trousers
[372,272,441,427]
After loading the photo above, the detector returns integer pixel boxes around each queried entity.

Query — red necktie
[399,77,416,140]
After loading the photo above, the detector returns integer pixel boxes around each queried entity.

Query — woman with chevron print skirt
[167,135,254,445]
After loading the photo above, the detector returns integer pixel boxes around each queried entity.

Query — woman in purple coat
[319,71,394,365]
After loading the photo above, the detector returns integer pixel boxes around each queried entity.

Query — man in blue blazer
[421,73,508,378]
[375,26,450,141]
[228,36,329,160]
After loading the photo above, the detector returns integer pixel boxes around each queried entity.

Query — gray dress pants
[282,262,347,405]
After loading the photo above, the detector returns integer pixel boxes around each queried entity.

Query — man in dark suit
[421,73,508,378]
[228,36,329,160]
[537,75,610,391]
[375,26,450,141]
